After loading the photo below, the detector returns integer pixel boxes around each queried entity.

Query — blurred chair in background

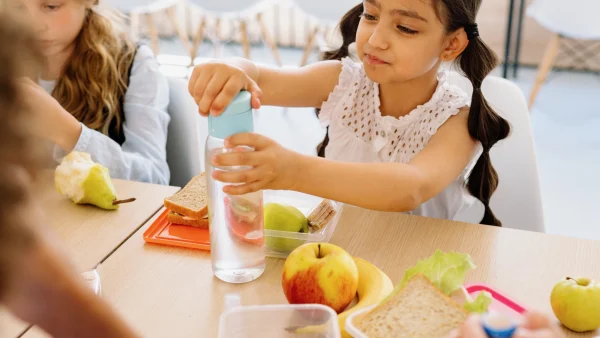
[104,0,191,55]
[294,0,360,66]
[187,0,281,66]
[527,0,600,109]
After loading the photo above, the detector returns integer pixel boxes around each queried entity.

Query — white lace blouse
[319,57,484,223]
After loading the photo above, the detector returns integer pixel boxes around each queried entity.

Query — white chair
[166,77,208,187]
[526,0,600,108]
[187,0,282,65]
[293,0,361,65]
[103,0,192,56]
[449,72,545,233]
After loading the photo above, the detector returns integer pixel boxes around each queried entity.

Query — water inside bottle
[206,147,265,284]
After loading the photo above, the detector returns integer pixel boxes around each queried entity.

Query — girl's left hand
[17,78,82,151]
[211,133,302,195]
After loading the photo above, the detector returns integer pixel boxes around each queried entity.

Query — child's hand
[447,312,566,338]
[188,61,262,117]
[211,133,301,195]
[17,78,82,151]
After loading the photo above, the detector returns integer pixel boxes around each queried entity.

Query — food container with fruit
[263,190,343,258]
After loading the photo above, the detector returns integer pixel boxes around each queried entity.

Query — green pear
[55,152,135,210]
[264,203,309,253]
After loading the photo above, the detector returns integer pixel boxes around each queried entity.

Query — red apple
[282,243,359,313]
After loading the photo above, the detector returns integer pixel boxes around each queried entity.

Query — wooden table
[21,206,600,338]
[1,179,179,338]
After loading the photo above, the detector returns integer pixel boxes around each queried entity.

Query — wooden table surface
[1,179,179,338]
[22,206,600,338]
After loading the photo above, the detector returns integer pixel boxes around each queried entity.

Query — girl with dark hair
[188,0,510,226]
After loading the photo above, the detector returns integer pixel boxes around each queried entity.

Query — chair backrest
[527,0,600,39]
[166,77,208,187]
[448,73,546,233]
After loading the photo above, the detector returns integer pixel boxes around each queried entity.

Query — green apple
[264,203,308,253]
[551,277,600,332]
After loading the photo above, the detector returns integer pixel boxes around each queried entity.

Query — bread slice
[164,174,208,219]
[356,274,468,338]
[167,211,208,228]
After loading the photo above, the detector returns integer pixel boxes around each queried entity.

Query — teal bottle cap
[208,91,254,139]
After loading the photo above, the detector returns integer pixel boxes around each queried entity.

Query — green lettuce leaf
[399,250,476,295]
[464,291,493,313]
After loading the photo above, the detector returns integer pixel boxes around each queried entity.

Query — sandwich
[355,274,468,338]
[164,173,209,228]
[353,250,492,338]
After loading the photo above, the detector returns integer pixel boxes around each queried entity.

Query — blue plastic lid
[482,313,517,338]
[208,91,254,139]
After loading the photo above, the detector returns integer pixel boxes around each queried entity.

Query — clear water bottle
[205,91,265,284]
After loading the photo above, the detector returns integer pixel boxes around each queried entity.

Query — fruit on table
[264,203,308,251]
[551,276,600,332]
[286,256,394,337]
[338,257,394,337]
[55,152,135,210]
[282,243,359,313]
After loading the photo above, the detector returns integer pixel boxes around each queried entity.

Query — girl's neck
[40,43,76,81]
[378,66,440,119]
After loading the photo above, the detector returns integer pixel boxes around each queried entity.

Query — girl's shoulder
[339,56,368,85]
[131,45,160,73]
[320,57,373,119]
[125,44,168,105]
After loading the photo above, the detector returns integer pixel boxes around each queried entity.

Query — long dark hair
[321,1,510,226]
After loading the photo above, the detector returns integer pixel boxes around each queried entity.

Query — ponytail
[458,36,510,226]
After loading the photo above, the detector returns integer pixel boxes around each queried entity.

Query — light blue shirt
[46,46,171,185]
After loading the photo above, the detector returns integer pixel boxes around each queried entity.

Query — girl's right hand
[188,61,263,117]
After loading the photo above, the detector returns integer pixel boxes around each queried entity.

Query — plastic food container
[218,299,341,338]
[345,284,527,338]
[144,190,343,259]
[263,190,343,259]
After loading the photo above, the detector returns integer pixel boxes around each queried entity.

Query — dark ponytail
[459,37,510,226]
[317,4,363,157]
[431,0,510,226]
[439,0,511,226]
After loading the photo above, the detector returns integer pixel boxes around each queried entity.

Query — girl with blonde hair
[7,0,170,184]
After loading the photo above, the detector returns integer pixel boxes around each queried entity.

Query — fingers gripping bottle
[205,91,265,284]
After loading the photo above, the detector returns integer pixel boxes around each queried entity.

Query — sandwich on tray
[164,173,209,228]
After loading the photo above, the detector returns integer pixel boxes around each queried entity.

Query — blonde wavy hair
[53,0,137,139]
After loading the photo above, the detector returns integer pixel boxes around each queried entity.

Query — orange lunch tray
[143,209,211,251]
